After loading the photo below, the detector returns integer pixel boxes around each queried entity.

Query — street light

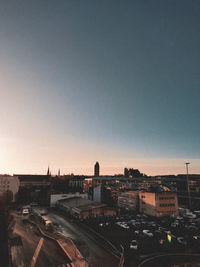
[185,162,191,210]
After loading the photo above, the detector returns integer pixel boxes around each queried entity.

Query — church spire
[47,166,50,176]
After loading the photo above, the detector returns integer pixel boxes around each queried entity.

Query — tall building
[94,162,100,177]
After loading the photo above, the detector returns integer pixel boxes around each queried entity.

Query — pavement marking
[29,237,44,267]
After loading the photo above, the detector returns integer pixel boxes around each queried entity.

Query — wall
[139,192,156,216]
[93,185,101,202]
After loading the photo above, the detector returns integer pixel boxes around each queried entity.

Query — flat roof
[58,197,106,211]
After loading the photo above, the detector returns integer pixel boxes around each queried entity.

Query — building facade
[139,191,178,217]
[118,191,139,212]
[0,175,19,202]
[56,197,116,219]
[50,192,88,207]
[15,174,51,204]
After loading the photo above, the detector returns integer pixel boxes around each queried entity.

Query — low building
[50,193,88,207]
[139,191,178,217]
[0,175,19,202]
[56,197,116,219]
[118,191,139,212]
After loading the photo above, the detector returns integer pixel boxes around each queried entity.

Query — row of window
[159,197,175,200]
[0,181,10,184]
[118,200,134,204]
[0,185,9,188]
[160,203,175,207]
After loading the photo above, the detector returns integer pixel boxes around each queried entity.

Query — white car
[184,213,196,219]
[130,240,138,250]
[143,230,153,237]
[22,208,29,215]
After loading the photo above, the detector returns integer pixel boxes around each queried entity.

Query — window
[160,203,175,207]
[159,196,175,200]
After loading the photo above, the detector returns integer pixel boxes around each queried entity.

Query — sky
[0,0,200,176]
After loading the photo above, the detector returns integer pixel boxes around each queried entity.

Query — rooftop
[58,197,106,211]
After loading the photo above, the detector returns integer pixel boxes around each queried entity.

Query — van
[44,220,53,230]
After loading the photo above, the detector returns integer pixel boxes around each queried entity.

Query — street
[40,210,119,267]
[10,212,69,267]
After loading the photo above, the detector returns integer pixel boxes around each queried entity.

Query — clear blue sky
[0,0,200,175]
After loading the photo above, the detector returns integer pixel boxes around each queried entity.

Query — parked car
[158,227,167,232]
[171,222,179,228]
[130,240,138,250]
[134,230,140,236]
[148,221,157,228]
[143,230,153,237]
[177,237,187,246]
[193,211,200,217]
[184,213,196,219]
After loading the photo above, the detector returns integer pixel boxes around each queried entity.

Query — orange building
[139,191,178,217]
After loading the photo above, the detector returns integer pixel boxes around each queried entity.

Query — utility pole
[185,162,191,210]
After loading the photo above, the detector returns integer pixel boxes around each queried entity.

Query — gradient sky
[0,0,200,176]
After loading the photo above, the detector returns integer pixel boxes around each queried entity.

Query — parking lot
[85,209,200,257]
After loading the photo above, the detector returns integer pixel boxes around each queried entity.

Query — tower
[94,162,100,177]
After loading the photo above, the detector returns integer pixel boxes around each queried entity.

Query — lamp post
[185,162,191,210]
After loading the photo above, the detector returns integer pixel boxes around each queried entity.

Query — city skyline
[1,158,200,177]
[0,1,200,175]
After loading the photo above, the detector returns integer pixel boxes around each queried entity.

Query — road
[40,210,119,267]
[137,253,200,267]
[10,212,69,267]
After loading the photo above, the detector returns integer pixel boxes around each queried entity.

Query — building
[93,184,101,202]
[56,197,116,219]
[124,168,145,178]
[15,174,51,188]
[118,191,139,212]
[139,191,178,217]
[50,192,88,207]
[14,174,51,204]
[0,175,20,202]
[94,162,100,177]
